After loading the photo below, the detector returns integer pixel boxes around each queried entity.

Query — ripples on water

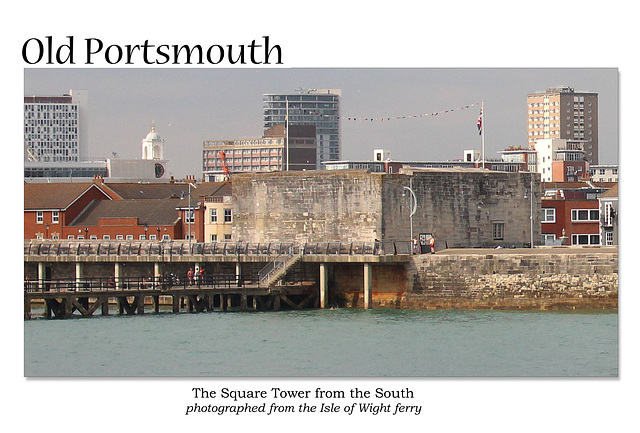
[24,308,618,377]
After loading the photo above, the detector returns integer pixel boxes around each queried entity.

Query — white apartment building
[534,138,588,182]
[24,90,88,163]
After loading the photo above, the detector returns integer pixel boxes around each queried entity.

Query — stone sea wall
[359,249,618,310]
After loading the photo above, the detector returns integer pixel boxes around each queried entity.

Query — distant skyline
[24,68,618,178]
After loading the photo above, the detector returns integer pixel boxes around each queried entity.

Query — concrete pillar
[114,262,122,290]
[38,262,46,290]
[364,263,373,309]
[235,262,242,287]
[195,263,202,286]
[75,262,83,291]
[319,263,329,309]
[154,262,162,287]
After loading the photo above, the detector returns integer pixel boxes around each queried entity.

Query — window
[603,202,615,226]
[210,208,218,223]
[126,235,133,240]
[67,235,75,239]
[36,211,43,224]
[492,222,505,240]
[149,234,157,240]
[571,234,600,245]
[210,234,218,242]
[139,235,146,240]
[185,210,195,224]
[541,208,556,223]
[224,208,232,223]
[571,209,599,222]
[542,233,556,245]
[52,211,59,224]
[224,234,232,241]
[605,232,614,245]
[116,235,124,240]
[103,235,111,239]
[162,234,171,240]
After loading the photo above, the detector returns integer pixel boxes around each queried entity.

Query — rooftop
[68,199,182,227]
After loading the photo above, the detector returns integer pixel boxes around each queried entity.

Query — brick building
[24,181,116,239]
[202,124,316,181]
[540,182,612,246]
[24,179,226,242]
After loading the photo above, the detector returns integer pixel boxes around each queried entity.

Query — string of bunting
[285,102,482,122]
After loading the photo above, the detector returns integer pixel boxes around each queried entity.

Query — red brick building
[540,182,614,246]
[24,178,225,242]
[24,181,117,239]
[66,199,185,240]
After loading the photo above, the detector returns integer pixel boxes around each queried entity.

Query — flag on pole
[477,107,483,135]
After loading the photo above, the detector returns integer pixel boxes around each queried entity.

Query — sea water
[23,308,618,377]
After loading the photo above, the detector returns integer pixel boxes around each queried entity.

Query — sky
[24,67,618,178]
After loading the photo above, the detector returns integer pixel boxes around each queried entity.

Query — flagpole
[285,97,289,171]
[481,99,485,169]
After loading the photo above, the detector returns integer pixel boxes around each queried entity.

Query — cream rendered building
[203,183,233,243]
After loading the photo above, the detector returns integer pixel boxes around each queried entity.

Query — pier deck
[24,277,318,319]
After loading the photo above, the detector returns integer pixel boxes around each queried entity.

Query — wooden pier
[24,278,318,319]
[24,240,412,319]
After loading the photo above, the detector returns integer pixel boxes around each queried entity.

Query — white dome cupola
[141,122,165,160]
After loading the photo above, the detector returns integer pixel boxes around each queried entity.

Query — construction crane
[25,144,38,162]
[219,150,231,181]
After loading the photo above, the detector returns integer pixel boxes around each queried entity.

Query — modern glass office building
[263,89,341,170]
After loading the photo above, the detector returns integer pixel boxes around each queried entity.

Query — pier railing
[24,274,242,294]
[24,240,413,257]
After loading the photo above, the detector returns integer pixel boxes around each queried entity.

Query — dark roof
[542,181,617,190]
[24,183,112,210]
[599,183,619,198]
[68,199,182,227]
[105,181,228,200]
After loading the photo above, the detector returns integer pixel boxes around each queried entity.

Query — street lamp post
[183,182,198,250]
[402,178,418,242]
[525,177,535,248]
